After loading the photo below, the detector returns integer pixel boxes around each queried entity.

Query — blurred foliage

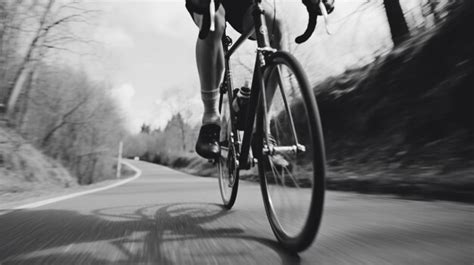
[20,65,125,184]
[124,112,199,165]
[314,0,473,177]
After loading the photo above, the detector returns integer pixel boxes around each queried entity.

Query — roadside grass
[0,159,137,208]
[148,150,473,203]
[0,127,77,195]
[0,126,136,205]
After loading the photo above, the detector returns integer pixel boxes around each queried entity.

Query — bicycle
[204,0,328,252]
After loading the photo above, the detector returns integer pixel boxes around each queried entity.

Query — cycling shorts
[185,0,253,34]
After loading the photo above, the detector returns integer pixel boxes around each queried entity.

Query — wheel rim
[218,143,236,204]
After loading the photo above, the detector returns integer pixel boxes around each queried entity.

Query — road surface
[0,160,472,264]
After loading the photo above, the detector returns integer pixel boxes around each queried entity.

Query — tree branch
[41,92,90,147]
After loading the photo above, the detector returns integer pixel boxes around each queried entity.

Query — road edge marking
[12,160,142,210]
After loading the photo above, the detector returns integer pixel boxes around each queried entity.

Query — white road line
[12,160,142,210]
[63,244,74,253]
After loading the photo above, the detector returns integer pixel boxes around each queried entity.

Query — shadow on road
[0,203,301,264]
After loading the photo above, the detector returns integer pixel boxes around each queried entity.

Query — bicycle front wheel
[256,51,326,252]
[217,90,239,209]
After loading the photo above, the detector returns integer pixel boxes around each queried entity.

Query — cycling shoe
[195,124,221,159]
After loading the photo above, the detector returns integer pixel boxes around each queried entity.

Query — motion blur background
[0,0,472,202]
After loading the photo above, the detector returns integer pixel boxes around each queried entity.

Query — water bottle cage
[233,87,251,130]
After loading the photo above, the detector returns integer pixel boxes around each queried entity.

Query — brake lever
[209,0,216,32]
[295,1,332,43]
[319,1,332,35]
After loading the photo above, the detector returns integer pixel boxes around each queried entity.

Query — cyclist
[186,0,335,159]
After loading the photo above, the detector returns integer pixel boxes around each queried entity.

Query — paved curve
[0,160,472,265]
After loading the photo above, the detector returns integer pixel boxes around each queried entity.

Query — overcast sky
[71,0,406,133]
[81,1,201,132]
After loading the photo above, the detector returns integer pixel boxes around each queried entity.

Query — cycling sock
[201,88,220,125]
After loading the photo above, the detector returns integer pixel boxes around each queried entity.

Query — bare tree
[0,1,125,184]
[20,64,125,184]
[383,0,410,46]
[4,0,94,123]
[40,89,90,147]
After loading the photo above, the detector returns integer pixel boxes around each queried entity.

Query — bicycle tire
[217,80,239,209]
[255,51,326,252]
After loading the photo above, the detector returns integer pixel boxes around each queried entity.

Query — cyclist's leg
[188,1,226,158]
[190,3,226,125]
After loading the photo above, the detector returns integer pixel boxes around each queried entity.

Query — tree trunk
[179,122,186,151]
[5,0,54,120]
[17,68,36,131]
[428,0,440,23]
[383,0,410,46]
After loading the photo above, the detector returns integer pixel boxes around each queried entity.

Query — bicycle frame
[219,0,275,170]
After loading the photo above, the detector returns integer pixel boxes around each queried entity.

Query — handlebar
[199,0,329,42]
[295,1,329,44]
[295,12,317,44]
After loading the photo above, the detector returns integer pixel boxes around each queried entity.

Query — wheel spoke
[276,66,299,145]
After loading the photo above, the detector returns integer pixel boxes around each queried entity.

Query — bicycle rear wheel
[217,88,239,209]
[256,51,326,252]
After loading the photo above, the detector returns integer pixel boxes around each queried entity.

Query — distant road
[0,160,472,264]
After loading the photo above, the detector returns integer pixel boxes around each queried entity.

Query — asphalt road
[0,160,472,265]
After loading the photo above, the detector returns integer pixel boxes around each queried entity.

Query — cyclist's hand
[302,0,335,15]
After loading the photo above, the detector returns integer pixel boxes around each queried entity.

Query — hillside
[0,126,77,203]
[313,2,474,201]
